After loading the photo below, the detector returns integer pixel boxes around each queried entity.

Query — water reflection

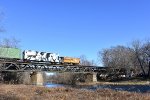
[45,83,63,88]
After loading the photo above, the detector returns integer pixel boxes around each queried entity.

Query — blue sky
[0,0,150,64]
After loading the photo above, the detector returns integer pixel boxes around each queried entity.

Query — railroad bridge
[0,60,106,85]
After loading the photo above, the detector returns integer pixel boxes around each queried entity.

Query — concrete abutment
[30,72,44,85]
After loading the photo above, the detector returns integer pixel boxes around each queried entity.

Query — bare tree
[141,40,150,77]
[130,40,146,76]
[0,37,20,48]
[130,40,150,77]
[99,45,133,69]
[99,39,150,78]
[0,12,20,48]
[98,49,111,67]
[80,55,96,66]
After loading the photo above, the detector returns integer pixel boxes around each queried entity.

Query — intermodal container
[0,47,21,59]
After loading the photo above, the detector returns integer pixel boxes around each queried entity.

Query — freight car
[60,57,80,65]
[0,47,21,61]
[0,47,80,65]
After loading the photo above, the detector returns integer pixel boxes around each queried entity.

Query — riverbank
[76,80,150,86]
[0,84,150,100]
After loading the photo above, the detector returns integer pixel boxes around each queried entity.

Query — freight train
[0,47,80,65]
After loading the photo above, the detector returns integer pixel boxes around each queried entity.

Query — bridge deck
[0,61,106,72]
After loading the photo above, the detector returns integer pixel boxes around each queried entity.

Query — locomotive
[23,50,60,63]
[0,47,80,65]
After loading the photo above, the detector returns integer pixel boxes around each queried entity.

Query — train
[0,47,80,65]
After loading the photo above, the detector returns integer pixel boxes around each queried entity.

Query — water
[45,83,63,88]
[45,83,150,93]
[85,85,150,93]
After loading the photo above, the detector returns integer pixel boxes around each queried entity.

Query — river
[84,85,150,93]
[45,83,150,93]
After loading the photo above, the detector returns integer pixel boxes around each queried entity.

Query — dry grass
[76,81,150,86]
[0,84,150,100]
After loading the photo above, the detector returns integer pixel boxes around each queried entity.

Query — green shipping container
[0,47,21,59]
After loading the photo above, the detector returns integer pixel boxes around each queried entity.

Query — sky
[0,0,150,65]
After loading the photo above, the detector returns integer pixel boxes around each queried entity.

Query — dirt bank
[0,84,150,100]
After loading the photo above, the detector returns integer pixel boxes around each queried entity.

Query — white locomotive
[23,50,60,63]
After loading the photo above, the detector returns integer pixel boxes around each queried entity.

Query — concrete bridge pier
[21,72,31,85]
[30,71,44,85]
[85,73,97,82]
[92,73,97,82]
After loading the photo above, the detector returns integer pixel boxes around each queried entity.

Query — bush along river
[45,83,150,93]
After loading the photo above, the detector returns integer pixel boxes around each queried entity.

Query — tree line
[98,40,150,78]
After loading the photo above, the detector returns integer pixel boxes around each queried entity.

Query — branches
[99,39,150,78]
[80,55,96,66]
[0,37,20,48]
